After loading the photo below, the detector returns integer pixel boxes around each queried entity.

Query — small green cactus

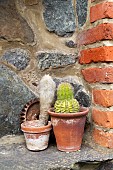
[54,82,80,113]
[57,83,73,100]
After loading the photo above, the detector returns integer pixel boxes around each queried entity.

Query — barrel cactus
[54,82,80,113]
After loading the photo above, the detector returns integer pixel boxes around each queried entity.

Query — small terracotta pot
[48,107,89,152]
[21,120,52,151]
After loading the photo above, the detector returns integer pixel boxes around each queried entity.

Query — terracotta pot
[48,107,89,152]
[20,98,40,123]
[21,120,52,151]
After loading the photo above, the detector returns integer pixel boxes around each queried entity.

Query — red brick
[93,89,113,107]
[92,108,113,128]
[93,128,113,148]
[90,2,113,23]
[77,23,113,45]
[82,67,113,83]
[79,46,113,64]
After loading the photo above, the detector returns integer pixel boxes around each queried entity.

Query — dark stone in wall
[43,0,76,36]
[0,65,36,137]
[0,0,9,5]
[65,40,77,48]
[76,0,88,27]
[0,0,34,43]
[74,90,91,107]
[37,52,77,70]
[1,48,30,71]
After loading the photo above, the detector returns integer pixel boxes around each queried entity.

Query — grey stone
[0,0,34,43]
[37,52,77,70]
[0,142,113,170]
[0,65,36,137]
[43,0,75,36]
[2,48,30,70]
[65,41,77,48]
[76,0,88,27]
[74,90,91,107]
[0,0,8,5]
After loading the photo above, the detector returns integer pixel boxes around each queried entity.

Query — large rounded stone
[0,0,34,43]
[43,0,75,36]
[2,48,30,71]
[0,65,36,137]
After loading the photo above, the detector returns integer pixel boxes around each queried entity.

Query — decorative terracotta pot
[20,98,40,123]
[21,120,52,151]
[48,107,89,152]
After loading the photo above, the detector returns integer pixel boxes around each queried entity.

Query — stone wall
[0,0,90,137]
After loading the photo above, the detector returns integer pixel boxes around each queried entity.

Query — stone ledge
[0,135,113,170]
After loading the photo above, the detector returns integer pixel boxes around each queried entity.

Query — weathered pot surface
[21,120,52,151]
[48,107,89,152]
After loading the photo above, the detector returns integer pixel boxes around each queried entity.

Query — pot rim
[21,120,52,133]
[48,107,89,118]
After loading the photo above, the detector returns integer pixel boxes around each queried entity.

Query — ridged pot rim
[48,107,89,118]
[21,120,52,133]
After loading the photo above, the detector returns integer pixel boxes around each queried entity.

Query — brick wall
[78,0,113,148]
